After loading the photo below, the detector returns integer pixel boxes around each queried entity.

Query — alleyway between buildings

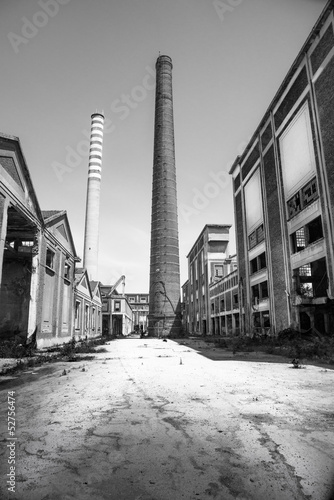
[1,338,334,500]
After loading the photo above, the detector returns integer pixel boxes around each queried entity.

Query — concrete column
[0,194,8,289]
[148,55,181,337]
[27,229,41,340]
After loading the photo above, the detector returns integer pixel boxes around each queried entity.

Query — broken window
[291,216,323,253]
[296,228,306,251]
[250,252,266,274]
[253,310,270,329]
[262,311,270,328]
[295,258,328,298]
[252,280,269,304]
[299,264,311,276]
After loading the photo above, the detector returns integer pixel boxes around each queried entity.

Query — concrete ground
[1,338,334,500]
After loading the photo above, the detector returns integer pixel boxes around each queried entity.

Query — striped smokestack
[148,55,182,337]
[83,112,104,281]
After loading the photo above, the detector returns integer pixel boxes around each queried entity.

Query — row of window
[210,274,238,296]
[46,248,71,279]
[128,296,148,303]
[212,313,240,334]
[75,302,101,331]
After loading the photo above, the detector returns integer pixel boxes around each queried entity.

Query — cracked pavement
[1,338,334,499]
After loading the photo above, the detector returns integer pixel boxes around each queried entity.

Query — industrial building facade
[100,285,133,337]
[0,133,102,348]
[185,224,235,335]
[209,260,240,336]
[230,1,334,336]
[125,293,149,333]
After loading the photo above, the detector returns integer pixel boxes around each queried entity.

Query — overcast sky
[0,0,328,292]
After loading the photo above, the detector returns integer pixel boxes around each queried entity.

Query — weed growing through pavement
[208,330,334,366]
[0,336,111,375]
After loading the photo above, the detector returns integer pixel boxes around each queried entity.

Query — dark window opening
[250,257,258,274]
[252,284,260,304]
[253,312,261,328]
[260,281,269,299]
[308,216,323,244]
[253,310,271,329]
[252,281,269,304]
[295,258,328,298]
[262,312,270,328]
[46,249,54,269]
[259,252,266,269]
[291,216,323,253]
[250,252,266,274]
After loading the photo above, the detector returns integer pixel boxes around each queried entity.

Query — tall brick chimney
[148,55,181,337]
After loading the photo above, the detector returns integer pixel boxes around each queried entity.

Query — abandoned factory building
[0,133,102,348]
[229,1,334,336]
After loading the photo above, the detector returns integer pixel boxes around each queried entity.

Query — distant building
[229,1,334,335]
[181,280,189,335]
[74,269,102,339]
[100,284,133,336]
[125,293,149,333]
[186,224,234,335]
[209,262,240,336]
